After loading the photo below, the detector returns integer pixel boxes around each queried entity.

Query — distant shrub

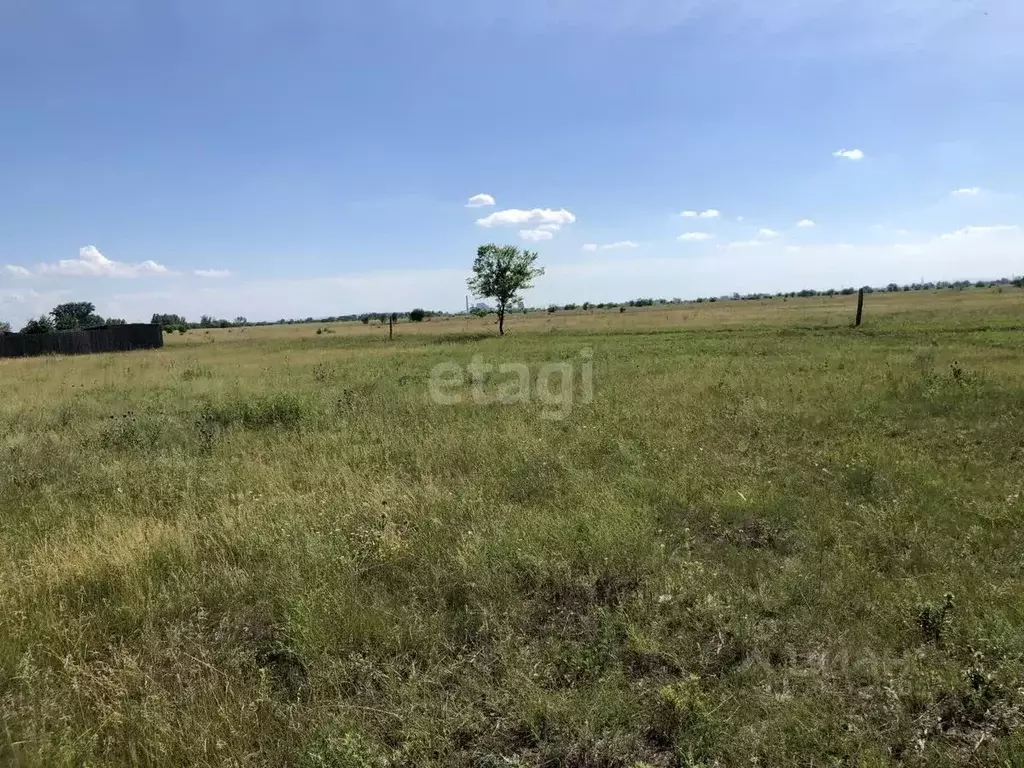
[547,305,558,314]
[409,308,426,322]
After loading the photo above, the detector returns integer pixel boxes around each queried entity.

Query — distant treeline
[541,276,1024,313]
[149,308,446,333]
[148,277,1023,331]
[4,278,1020,339]
[0,302,127,336]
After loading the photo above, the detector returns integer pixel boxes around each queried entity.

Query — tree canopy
[51,302,104,331]
[21,316,55,334]
[467,244,545,335]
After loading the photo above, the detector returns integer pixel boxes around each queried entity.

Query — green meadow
[3,289,1024,767]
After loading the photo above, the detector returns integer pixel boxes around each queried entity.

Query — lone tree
[467,244,544,336]
[0,321,10,334]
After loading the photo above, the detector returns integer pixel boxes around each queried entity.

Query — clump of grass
[197,392,305,431]
[180,363,213,380]
[916,592,955,646]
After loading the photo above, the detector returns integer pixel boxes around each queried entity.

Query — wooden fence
[0,324,164,359]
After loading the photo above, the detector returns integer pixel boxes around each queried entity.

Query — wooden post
[389,312,394,340]
[855,288,865,327]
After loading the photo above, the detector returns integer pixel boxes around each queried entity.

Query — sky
[2,0,1023,324]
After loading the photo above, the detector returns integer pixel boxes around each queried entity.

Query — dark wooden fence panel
[0,324,164,359]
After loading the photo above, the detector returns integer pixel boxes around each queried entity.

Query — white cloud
[796,219,816,228]
[681,209,721,219]
[583,241,639,251]
[951,187,981,197]
[477,208,576,229]
[465,193,496,208]
[520,229,555,242]
[678,232,714,242]
[833,148,865,161]
[4,265,31,278]
[939,225,1018,240]
[194,269,232,278]
[36,246,170,278]
[758,228,782,239]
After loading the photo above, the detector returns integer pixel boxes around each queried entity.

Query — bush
[409,308,426,322]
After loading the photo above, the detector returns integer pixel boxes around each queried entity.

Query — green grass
[3,291,1024,766]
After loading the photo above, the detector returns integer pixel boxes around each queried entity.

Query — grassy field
[3,288,1024,767]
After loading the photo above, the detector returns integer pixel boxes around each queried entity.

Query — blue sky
[2,0,1023,324]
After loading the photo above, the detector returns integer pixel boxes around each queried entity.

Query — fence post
[855,288,865,327]
[389,312,395,340]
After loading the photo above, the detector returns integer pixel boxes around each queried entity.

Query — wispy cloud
[832,148,865,161]
[194,269,232,278]
[36,246,170,278]
[678,232,714,242]
[465,193,496,208]
[796,219,816,228]
[582,241,639,252]
[681,209,721,219]
[520,229,554,242]
[950,187,982,197]
[758,228,782,239]
[4,265,31,278]
[940,224,1018,240]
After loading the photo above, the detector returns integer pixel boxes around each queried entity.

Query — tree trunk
[498,305,505,336]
